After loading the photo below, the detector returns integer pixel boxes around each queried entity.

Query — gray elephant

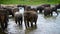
[36,4,50,13]
[44,7,58,16]
[55,3,60,9]
[0,8,9,32]
[3,6,19,17]
[44,7,52,16]
[50,4,60,15]
[25,6,31,11]
[51,6,58,15]
[14,12,23,25]
[24,11,38,28]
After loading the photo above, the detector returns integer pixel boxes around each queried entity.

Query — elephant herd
[0,4,60,32]
[37,4,59,16]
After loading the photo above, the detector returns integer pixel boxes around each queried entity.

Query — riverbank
[0,0,60,5]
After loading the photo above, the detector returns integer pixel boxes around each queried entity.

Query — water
[0,8,60,34]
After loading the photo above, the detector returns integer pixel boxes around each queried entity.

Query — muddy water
[0,13,60,34]
[0,8,60,34]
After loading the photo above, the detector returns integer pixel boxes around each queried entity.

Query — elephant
[24,11,38,28]
[14,12,23,25]
[4,6,19,17]
[25,6,31,11]
[0,8,9,32]
[44,7,58,16]
[17,5,37,12]
[55,3,60,9]
[36,4,50,13]
[50,3,60,15]
[51,6,58,15]
[17,5,27,11]
[41,4,50,7]
[28,8,37,12]
[25,6,37,13]
[4,7,14,16]
[17,5,26,8]
[44,7,52,16]
[12,7,19,17]
[37,6,44,13]
[32,8,37,12]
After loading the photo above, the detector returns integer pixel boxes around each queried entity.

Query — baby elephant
[44,7,58,16]
[44,7,52,16]
[24,11,38,28]
[14,12,23,25]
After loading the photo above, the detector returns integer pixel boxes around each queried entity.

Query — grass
[0,0,60,5]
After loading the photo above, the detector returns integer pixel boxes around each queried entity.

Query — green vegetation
[0,0,60,5]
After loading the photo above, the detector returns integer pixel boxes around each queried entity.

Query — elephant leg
[24,20,27,28]
[25,23,27,28]
[15,20,17,24]
[35,20,37,25]
[18,20,20,25]
[1,23,5,32]
[21,20,22,25]
[39,9,42,13]
[27,21,29,27]
[21,18,23,25]
[44,11,47,16]
[44,13,47,16]
[50,12,53,16]
[12,13,14,17]
[5,21,8,29]
[6,16,9,22]
[31,21,33,27]
[48,13,50,16]
[15,19,17,24]
[55,11,58,15]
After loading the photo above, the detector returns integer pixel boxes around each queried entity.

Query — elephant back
[24,11,38,20]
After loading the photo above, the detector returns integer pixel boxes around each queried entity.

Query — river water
[0,7,60,34]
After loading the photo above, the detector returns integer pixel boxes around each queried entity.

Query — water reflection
[0,7,60,34]
[0,28,7,34]
[25,25,37,34]
[19,25,23,30]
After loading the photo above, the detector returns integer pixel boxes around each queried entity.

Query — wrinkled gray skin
[14,12,23,25]
[24,11,38,28]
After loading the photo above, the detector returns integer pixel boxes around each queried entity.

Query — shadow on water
[44,14,58,19]
[0,28,7,34]
[25,25,37,34]
[19,25,23,30]
[43,16,57,22]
